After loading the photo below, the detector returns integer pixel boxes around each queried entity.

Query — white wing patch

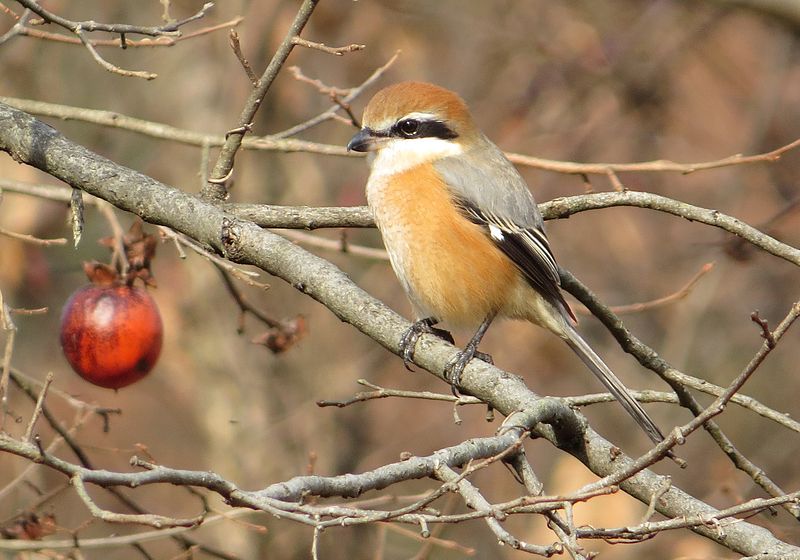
[488,224,504,241]
[456,201,575,319]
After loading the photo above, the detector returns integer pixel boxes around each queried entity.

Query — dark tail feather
[562,326,664,444]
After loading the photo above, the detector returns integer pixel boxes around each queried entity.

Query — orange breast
[368,164,520,326]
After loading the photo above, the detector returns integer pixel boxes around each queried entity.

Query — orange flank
[371,163,519,326]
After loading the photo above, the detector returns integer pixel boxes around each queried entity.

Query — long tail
[562,325,664,444]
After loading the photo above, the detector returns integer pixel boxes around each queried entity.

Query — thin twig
[0,509,256,551]
[577,489,800,541]
[22,371,53,442]
[311,526,321,560]
[544,191,800,268]
[0,293,16,432]
[14,0,217,79]
[216,266,279,329]
[158,227,268,289]
[0,422,83,503]
[291,36,365,55]
[281,229,388,260]
[575,262,715,315]
[575,300,800,499]
[7,368,235,559]
[15,0,213,37]
[564,269,800,518]
[75,26,157,80]
[203,0,320,198]
[434,464,559,556]
[274,51,399,138]
[71,475,204,529]
[508,137,800,175]
[94,200,129,276]
[317,379,480,408]
[0,226,67,246]
[7,17,243,47]
[385,523,476,556]
[229,29,257,85]
[0,96,354,156]
[0,5,30,46]
[8,307,48,316]
[288,66,360,127]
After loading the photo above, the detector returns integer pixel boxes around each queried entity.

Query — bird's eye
[397,119,420,137]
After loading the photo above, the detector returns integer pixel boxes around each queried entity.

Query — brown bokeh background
[2,1,800,558]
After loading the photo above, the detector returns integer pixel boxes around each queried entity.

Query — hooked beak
[347,128,380,152]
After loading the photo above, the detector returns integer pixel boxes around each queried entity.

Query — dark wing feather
[456,199,575,321]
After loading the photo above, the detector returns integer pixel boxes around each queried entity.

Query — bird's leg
[445,312,496,388]
[399,317,454,370]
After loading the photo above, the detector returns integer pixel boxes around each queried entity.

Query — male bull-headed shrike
[347,81,664,444]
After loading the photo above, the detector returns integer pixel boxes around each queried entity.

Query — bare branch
[0,97,350,155]
[384,523,476,556]
[543,191,800,267]
[22,371,52,442]
[751,310,776,348]
[71,475,203,529]
[6,368,227,557]
[0,510,260,552]
[563,269,800,519]
[12,1,218,79]
[15,0,213,37]
[0,226,66,246]
[157,227,268,289]
[8,16,243,47]
[281,229,388,260]
[274,51,399,138]
[229,29,257,85]
[75,26,157,79]
[317,379,481,408]
[508,137,800,175]
[577,489,800,541]
[203,0,321,198]
[435,464,560,556]
[291,36,365,55]
[0,293,16,431]
[574,301,800,502]
[575,262,715,316]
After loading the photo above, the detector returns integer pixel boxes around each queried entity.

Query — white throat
[369,137,463,176]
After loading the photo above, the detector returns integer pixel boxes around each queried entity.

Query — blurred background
[1,0,800,558]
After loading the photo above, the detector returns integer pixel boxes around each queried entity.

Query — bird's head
[347,82,478,171]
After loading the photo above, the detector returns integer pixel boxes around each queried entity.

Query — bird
[347,81,664,445]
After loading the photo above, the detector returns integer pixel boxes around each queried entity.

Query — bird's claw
[444,347,493,389]
[399,318,454,371]
[399,328,420,370]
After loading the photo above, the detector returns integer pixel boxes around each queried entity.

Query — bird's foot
[399,317,454,371]
[444,344,493,389]
[444,313,497,394]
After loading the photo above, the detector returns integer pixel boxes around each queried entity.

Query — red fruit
[60,277,163,389]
